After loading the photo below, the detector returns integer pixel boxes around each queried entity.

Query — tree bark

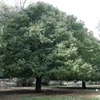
[82,81,86,89]
[35,76,42,93]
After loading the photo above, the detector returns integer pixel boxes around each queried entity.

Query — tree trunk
[82,81,86,89]
[35,76,42,93]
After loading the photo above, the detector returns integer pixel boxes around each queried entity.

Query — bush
[16,78,35,87]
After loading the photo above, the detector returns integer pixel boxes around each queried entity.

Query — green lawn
[18,95,100,100]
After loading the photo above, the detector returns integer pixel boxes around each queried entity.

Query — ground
[0,87,100,100]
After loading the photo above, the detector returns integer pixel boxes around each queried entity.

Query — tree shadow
[0,87,99,100]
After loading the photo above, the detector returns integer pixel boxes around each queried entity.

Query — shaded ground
[0,87,100,100]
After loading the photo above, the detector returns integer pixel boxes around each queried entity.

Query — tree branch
[1,0,6,4]
[22,0,27,9]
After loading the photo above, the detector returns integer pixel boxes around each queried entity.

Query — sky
[1,0,100,39]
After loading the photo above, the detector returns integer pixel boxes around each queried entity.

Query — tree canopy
[0,2,100,92]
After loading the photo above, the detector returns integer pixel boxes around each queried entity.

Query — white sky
[1,0,100,39]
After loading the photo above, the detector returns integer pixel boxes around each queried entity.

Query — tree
[0,2,98,92]
[65,15,100,88]
[1,2,76,92]
[0,2,18,78]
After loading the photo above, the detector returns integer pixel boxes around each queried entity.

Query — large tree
[1,2,77,92]
[0,2,99,92]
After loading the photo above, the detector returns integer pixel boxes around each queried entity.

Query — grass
[18,96,100,100]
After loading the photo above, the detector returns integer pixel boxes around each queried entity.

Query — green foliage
[0,2,100,82]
